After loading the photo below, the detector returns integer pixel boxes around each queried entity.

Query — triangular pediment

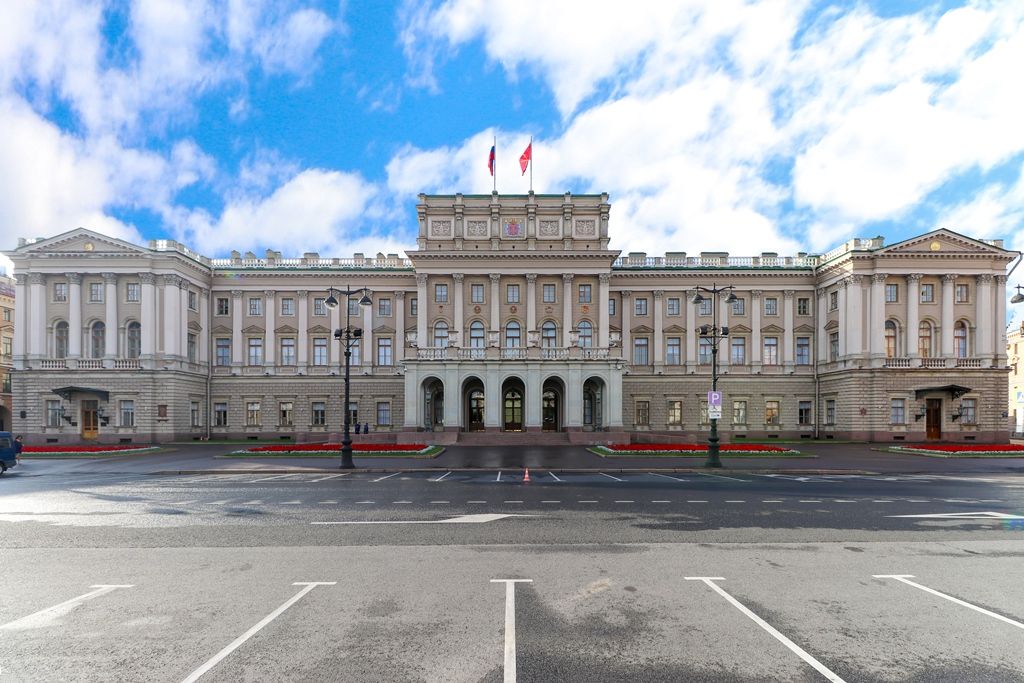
[16,228,151,256]
[729,324,751,334]
[187,320,202,331]
[824,319,839,330]
[373,325,396,334]
[794,323,815,333]
[275,324,297,334]
[212,324,232,335]
[307,324,332,334]
[761,324,784,334]
[631,324,654,334]
[664,324,686,333]
[242,324,264,334]
[609,325,621,333]
[877,229,1009,256]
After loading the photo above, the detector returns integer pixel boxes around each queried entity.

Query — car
[0,432,19,474]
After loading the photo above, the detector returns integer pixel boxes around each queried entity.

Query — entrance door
[926,398,942,440]
[542,390,559,431]
[503,390,523,431]
[468,390,485,431]
[81,400,99,440]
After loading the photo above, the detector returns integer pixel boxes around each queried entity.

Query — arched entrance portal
[502,377,525,432]
[542,377,565,431]
[422,377,444,431]
[583,377,605,431]
[462,377,485,431]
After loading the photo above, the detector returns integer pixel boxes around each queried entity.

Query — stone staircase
[456,431,572,446]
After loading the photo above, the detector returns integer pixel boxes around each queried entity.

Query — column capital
[68,273,83,284]
[452,273,464,283]
[416,273,429,286]
[14,273,28,285]
[139,272,155,284]
[395,290,406,300]
[905,273,923,283]
[102,272,118,284]
[976,273,994,284]
[599,273,611,283]
[848,274,864,286]
[751,289,762,299]
[231,289,244,299]
[783,289,795,299]
[178,277,189,289]
[653,290,664,299]
[264,289,276,298]
[942,273,957,283]
[995,274,1008,285]
[489,273,502,283]
[161,274,178,287]
[816,288,826,299]
[27,272,45,285]
[297,290,309,299]
[562,273,574,283]
[620,290,632,299]
[525,273,538,283]
[871,273,887,284]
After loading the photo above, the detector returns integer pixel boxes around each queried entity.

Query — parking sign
[707,391,722,407]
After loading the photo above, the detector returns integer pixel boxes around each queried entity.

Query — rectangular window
[347,402,359,427]
[127,283,141,303]
[698,298,713,316]
[666,337,681,365]
[348,298,360,316]
[434,284,448,303]
[765,400,780,425]
[667,400,683,426]
[608,298,616,316]
[699,400,709,425]
[699,337,712,365]
[216,297,229,316]
[248,297,262,316]
[796,337,811,365]
[313,297,327,316]
[920,283,934,303]
[279,401,293,427]
[118,399,134,427]
[730,337,746,365]
[829,291,838,311]
[281,298,294,316]
[825,399,836,425]
[280,338,296,365]
[247,338,263,366]
[188,290,198,311]
[350,339,361,366]
[797,297,810,316]
[764,297,778,316]
[885,284,898,303]
[471,283,484,304]
[667,297,680,316]
[410,297,418,316]
[830,332,840,361]
[376,401,391,426]
[190,401,200,427]
[377,338,393,366]
[578,284,592,304]
[731,297,745,315]
[961,398,976,424]
[635,401,650,426]
[246,401,261,426]
[798,400,812,426]
[53,282,68,302]
[313,338,328,366]
[46,399,62,427]
[634,297,648,316]
[733,400,747,425]
[214,402,228,427]
[2,307,10,322]
[956,284,969,303]
[506,284,520,304]
[378,298,392,317]
[543,284,556,303]
[215,338,231,366]
[89,282,103,303]
[187,333,197,363]
[763,337,779,365]
[890,398,905,424]
[311,401,326,426]
[633,338,649,365]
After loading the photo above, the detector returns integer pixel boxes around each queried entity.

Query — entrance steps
[456,431,571,446]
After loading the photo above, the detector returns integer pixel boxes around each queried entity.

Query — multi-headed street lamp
[324,286,373,469]
[691,284,738,468]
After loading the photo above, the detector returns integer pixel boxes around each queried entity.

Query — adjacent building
[4,192,1019,445]
[1009,322,1024,435]
[0,274,13,431]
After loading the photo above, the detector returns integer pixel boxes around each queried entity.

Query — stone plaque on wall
[466,220,488,237]
[429,219,452,237]
[574,219,597,237]
[539,220,560,237]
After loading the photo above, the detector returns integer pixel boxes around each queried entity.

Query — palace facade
[4,192,1018,445]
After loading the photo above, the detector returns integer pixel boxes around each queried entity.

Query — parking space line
[309,474,349,483]
[548,472,563,482]
[698,472,750,483]
[599,472,624,482]
[491,579,532,683]
[685,577,847,682]
[248,474,300,483]
[181,582,335,682]
[372,473,400,483]
[430,471,452,482]
[504,500,523,504]
[208,500,232,505]
[1,584,134,630]
[240,500,262,505]
[281,501,301,505]
[649,472,687,482]
[873,575,1024,630]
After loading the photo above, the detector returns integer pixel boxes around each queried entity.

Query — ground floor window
[960,398,976,424]
[376,402,391,427]
[190,401,200,427]
[825,399,836,425]
[279,401,293,427]
[798,400,812,425]
[120,400,135,427]
[765,400,780,425]
[214,402,228,426]
[347,402,358,426]
[634,400,650,426]
[246,401,261,426]
[311,401,327,426]
[699,400,709,425]
[46,399,62,427]
[667,400,682,426]
[890,399,905,424]
[733,400,746,425]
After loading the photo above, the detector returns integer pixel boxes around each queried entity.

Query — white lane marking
[318,501,338,505]
[1,585,134,631]
[764,500,784,503]
[685,578,847,682]
[491,579,533,683]
[725,500,745,503]
[579,500,598,503]
[687,500,708,503]
[873,575,1024,630]
[799,500,822,503]
[496,471,503,482]
[372,473,400,483]
[599,472,624,482]
[393,500,412,504]
[240,500,263,505]
[281,501,302,505]
[888,511,1024,520]
[313,513,528,525]
[468,500,487,504]
[181,582,334,682]
[649,472,687,482]
[430,471,452,482]
[541,500,560,504]
[698,472,749,482]
[548,472,563,482]
[248,474,300,483]
[614,500,634,503]
[504,500,523,504]
[652,500,671,503]
[761,474,814,482]
[309,473,349,483]
[356,501,375,504]
[170,500,198,505]
[429,500,450,504]
[834,500,856,503]
[872,500,893,503]
[208,500,232,505]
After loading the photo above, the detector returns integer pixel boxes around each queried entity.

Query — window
[578,284,592,304]
[884,284,898,303]
[313,297,327,316]
[376,402,391,426]
[698,298,713,316]
[435,284,448,303]
[410,297,418,316]
[885,320,898,358]
[215,338,231,366]
[920,283,934,303]
[248,297,262,316]
[127,283,141,303]
[378,298,392,317]
[733,400,747,425]
[2,307,10,322]
[825,399,836,425]
[311,401,327,426]
[54,282,68,302]
[698,337,712,365]
[350,339,361,366]
[633,337,649,365]
[506,284,520,304]
[829,291,838,311]
[47,400,62,427]
[377,338,393,366]
[765,400,780,425]
[764,297,778,316]
[90,321,105,358]
[470,321,486,349]
[543,284,556,303]
[954,321,968,358]
[55,321,69,359]
[246,401,261,426]
[577,321,593,348]
[797,297,810,316]
[608,298,616,316]
[798,400,812,426]
[279,401,293,427]
[313,338,328,365]
[505,321,521,347]
[280,338,296,365]
[433,321,449,348]
[188,290,198,311]
[667,400,683,426]
[890,399,905,424]
[666,337,681,365]
[89,282,103,303]
[730,337,746,365]
[667,297,680,316]
[541,321,557,347]
[216,297,229,315]
[281,298,294,316]
[471,283,484,304]
[830,332,839,361]
[796,337,811,365]
[956,283,969,303]
[763,337,779,365]
[635,297,648,316]
[347,402,359,426]
[214,402,228,427]
[961,398,976,424]
[190,401,200,427]
[349,298,362,316]
[247,338,263,365]
[635,401,650,426]
[187,332,197,362]
[1,337,10,359]
[699,400,709,425]
[731,297,745,315]
[119,400,135,427]
[918,321,932,358]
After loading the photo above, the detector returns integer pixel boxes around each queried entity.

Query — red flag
[487,145,496,176]
[519,142,532,175]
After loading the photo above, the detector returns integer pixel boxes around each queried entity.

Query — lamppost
[691,284,737,468]
[325,286,373,469]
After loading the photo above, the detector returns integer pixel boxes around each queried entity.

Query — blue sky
[1,0,1023,318]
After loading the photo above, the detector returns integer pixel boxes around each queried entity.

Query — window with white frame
[119,400,135,427]
[214,402,228,426]
[635,297,648,316]
[311,401,327,426]
[410,297,418,316]
[666,337,681,365]
[246,401,261,426]
[350,338,361,366]
[699,400,709,425]
[667,400,683,426]
[471,283,484,304]
[731,337,746,365]
[53,282,68,302]
[890,398,905,424]
[506,284,520,304]
[733,400,747,425]
[825,399,836,425]
[378,298,392,317]
[798,400,812,425]
[46,399,62,427]
[954,321,968,358]
[829,332,839,361]
[543,284,556,303]
[377,338,393,366]
[247,338,263,365]
[281,298,294,316]
[731,297,745,315]
[829,291,838,311]
[376,401,391,426]
[279,401,293,427]
[127,283,141,303]
[215,338,230,366]
[885,284,898,303]
[578,284,592,304]
[248,297,262,316]
[577,321,593,348]
[89,282,103,303]
[190,401,200,427]
[698,298,713,316]
[955,283,969,303]
[90,321,105,359]
[216,297,229,315]
[633,337,649,365]
[187,333,197,362]
[920,283,934,303]
[635,400,650,426]
[280,338,296,365]
[918,321,933,358]
[505,321,521,347]
[127,322,141,359]
[698,337,712,365]
[54,321,69,358]
[763,337,779,365]
[313,338,328,365]
[541,321,557,347]
[434,284,448,303]
[470,321,486,348]
[433,321,449,348]
[797,297,810,316]
[188,290,198,311]
[961,398,977,424]
[796,337,811,365]
[765,400,780,425]
[764,297,778,316]
[608,298,616,316]
[667,297,680,316]
[885,320,898,358]
[313,297,327,316]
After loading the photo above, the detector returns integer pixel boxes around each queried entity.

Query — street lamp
[1011,285,1024,305]
[691,284,737,468]
[325,286,373,469]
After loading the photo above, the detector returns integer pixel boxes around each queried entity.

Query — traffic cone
[523,468,531,483]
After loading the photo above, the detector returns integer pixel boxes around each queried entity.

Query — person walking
[14,434,23,464]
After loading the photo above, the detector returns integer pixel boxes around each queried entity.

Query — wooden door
[503,390,523,432]
[81,400,99,440]
[926,398,942,440]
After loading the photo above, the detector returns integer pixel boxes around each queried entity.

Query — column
[489,273,501,335]
[525,367,542,430]
[362,298,374,367]
[12,274,27,368]
[484,367,501,428]
[395,291,406,362]
[416,274,428,350]
[264,290,276,369]
[598,273,610,348]
[783,289,795,369]
[162,275,180,358]
[836,281,847,358]
[846,275,863,358]
[179,280,189,362]
[751,290,762,370]
[816,289,827,364]
[452,274,465,346]
[68,273,82,358]
[996,275,1008,363]
[525,274,537,337]
[231,290,243,367]
[653,290,664,369]
[718,290,731,370]
[941,274,955,358]
[566,364,583,428]
[685,290,696,371]
[141,274,156,360]
[607,368,624,428]
[403,368,419,428]
[869,274,886,363]
[620,291,632,362]
[199,288,209,364]
[28,273,45,359]
[976,274,993,361]
[329,296,341,367]
[297,290,308,369]
[906,274,921,360]
[562,273,574,347]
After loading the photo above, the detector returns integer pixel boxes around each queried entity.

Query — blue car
[0,432,19,474]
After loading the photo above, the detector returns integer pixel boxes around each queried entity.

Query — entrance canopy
[51,386,110,402]
[914,385,971,400]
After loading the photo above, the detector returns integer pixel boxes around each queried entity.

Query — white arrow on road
[888,511,1024,519]
[311,513,530,525]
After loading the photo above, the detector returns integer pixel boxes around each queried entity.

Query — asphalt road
[1,465,1023,682]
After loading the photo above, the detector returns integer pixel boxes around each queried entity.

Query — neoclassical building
[4,192,1018,445]
[0,274,13,431]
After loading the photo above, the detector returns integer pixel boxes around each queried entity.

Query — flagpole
[493,135,497,193]
[529,135,533,193]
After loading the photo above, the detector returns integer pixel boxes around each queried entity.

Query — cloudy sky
[1,0,1023,319]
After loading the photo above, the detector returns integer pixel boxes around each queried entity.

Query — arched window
[90,321,105,359]
[126,322,141,359]
[469,321,485,348]
[577,321,593,348]
[55,321,69,359]
[505,321,521,348]
[541,321,557,347]
[433,320,449,348]
[954,321,968,358]
[918,321,932,358]
[884,320,898,358]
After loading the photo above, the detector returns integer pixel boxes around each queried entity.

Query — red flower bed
[606,443,795,453]
[22,445,152,453]
[894,444,1024,453]
[246,443,428,453]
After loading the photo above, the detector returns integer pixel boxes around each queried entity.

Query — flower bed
[593,443,802,456]
[891,444,1024,457]
[230,443,440,457]
[21,445,158,456]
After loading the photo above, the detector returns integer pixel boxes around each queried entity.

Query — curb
[149,467,884,476]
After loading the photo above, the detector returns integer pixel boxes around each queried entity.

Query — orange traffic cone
[523,468,531,483]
